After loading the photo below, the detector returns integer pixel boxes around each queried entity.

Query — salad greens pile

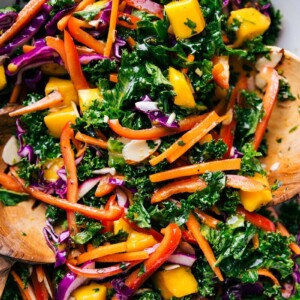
[0,0,299,299]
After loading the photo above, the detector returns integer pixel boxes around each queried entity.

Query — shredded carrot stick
[119,1,127,12]
[182,54,195,74]
[127,36,136,48]
[252,233,259,249]
[45,36,68,70]
[0,172,24,193]
[9,91,63,117]
[76,142,87,158]
[277,222,300,255]
[35,265,45,283]
[149,158,241,182]
[226,174,268,192]
[68,17,106,55]
[75,132,108,149]
[60,122,78,235]
[95,175,125,197]
[95,250,149,262]
[186,213,224,281]
[194,209,221,229]
[11,270,35,300]
[149,111,227,166]
[109,73,119,83]
[117,12,140,29]
[57,0,95,31]
[76,242,127,265]
[257,268,280,286]
[11,168,124,221]
[64,30,89,90]
[0,0,46,47]
[104,0,119,57]
[22,45,35,53]
[9,84,22,103]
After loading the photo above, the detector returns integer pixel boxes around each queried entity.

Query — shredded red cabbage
[0,11,17,32]
[111,279,134,300]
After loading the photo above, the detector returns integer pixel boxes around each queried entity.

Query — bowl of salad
[0,0,300,299]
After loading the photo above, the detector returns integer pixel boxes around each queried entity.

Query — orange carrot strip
[0,172,24,193]
[57,0,95,31]
[117,12,140,29]
[75,132,108,149]
[194,209,221,229]
[151,177,207,203]
[186,213,224,281]
[0,0,46,47]
[150,111,228,165]
[109,114,208,140]
[104,0,119,57]
[9,84,22,103]
[119,1,127,11]
[257,268,280,286]
[95,251,149,262]
[11,169,124,221]
[76,242,127,265]
[67,16,106,55]
[22,45,35,53]
[252,233,259,249]
[182,54,195,74]
[60,122,78,234]
[9,91,63,117]
[11,270,35,300]
[212,56,230,90]
[127,36,136,48]
[109,73,118,83]
[149,158,241,182]
[226,174,268,192]
[64,30,89,90]
[35,265,45,283]
[95,175,125,197]
[277,222,300,255]
[45,36,68,69]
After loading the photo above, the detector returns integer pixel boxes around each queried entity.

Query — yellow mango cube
[126,231,157,252]
[153,266,198,299]
[240,173,272,212]
[78,88,103,112]
[45,77,79,106]
[0,65,7,90]
[113,218,133,235]
[228,8,271,47]
[165,0,206,39]
[44,102,79,138]
[168,67,196,108]
[71,282,107,300]
[43,158,64,182]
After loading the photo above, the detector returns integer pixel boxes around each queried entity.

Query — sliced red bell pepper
[102,194,118,233]
[181,229,197,244]
[31,267,49,300]
[117,12,140,29]
[124,223,181,291]
[236,205,276,232]
[125,0,163,19]
[253,67,279,150]
[220,76,247,158]
[64,30,89,90]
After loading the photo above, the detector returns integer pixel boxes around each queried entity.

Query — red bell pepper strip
[108,114,208,140]
[60,122,78,234]
[236,205,276,232]
[181,229,197,244]
[117,12,140,29]
[102,194,118,233]
[253,67,279,150]
[124,223,181,291]
[226,174,268,192]
[151,177,207,203]
[10,168,124,222]
[31,267,49,300]
[64,30,89,90]
[68,16,106,55]
[45,36,68,71]
[124,0,163,19]
[66,261,141,279]
[220,76,247,158]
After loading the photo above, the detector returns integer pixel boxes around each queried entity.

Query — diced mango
[113,218,157,252]
[240,173,272,212]
[78,88,103,112]
[168,67,196,108]
[228,8,271,47]
[92,0,109,7]
[0,65,7,90]
[153,266,198,299]
[43,158,64,182]
[165,0,206,39]
[44,102,79,138]
[126,231,157,252]
[71,282,107,300]
[199,133,213,145]
[45,77,79,106]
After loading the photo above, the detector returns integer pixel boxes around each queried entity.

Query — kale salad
[0,0,299,299]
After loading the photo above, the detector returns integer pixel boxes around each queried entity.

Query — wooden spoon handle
[0,256,14,297]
